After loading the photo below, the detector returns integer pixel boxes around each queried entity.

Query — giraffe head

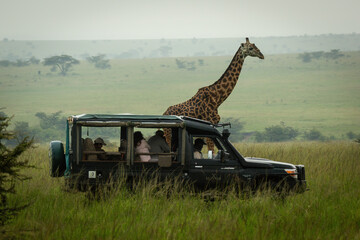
[240,37,264,59]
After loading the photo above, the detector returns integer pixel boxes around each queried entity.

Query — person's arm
[161,140,170,152]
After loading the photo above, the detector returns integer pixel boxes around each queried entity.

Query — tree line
[6,112,359,144]
[298,49,345,63]
[0,54,111,76]
[219,118,360,142]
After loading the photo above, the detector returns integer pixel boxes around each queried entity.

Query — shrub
[255,122,299,142]
[87,54,111,69]
[346,131,360,140]
[303,128,326,141]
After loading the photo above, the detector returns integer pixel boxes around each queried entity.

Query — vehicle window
[81,126,121,152]
[133,127,175,162]
[192,136,226,160]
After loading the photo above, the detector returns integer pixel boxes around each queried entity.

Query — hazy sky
[1,0,359,40]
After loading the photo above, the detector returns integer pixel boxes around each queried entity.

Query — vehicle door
[188,135,240,189]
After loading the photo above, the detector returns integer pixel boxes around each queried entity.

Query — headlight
[285,169,298,179]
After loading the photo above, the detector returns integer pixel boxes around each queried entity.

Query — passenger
[94,137,107,160]
[134,131,151,162]
[193,138,206,159]
[83,137,97,160]
[118,139,127,160]
[148,130,170,159]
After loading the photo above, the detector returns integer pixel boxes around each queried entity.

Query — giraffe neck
[208,48,246,107]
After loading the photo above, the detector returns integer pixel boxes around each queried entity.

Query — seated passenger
[148,130,170,160]
[134,131,151,162]
[83,137,97,160]
[119,139,127,152]
[193,138,206,159]
[94,137,107,160]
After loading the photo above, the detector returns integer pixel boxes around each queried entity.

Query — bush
[255,122,299,142]
[35,111,66,130]
[298,49,345,63]
[303,128,326,141]
[346,131,360,140]
[87,54,111,69]
[0,60,12,67]
[175,59,197,71]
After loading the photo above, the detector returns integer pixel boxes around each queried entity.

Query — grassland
[1,142,359,239]
[0,51,359,138]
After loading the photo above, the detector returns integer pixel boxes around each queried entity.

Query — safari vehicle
[49,114,306,192]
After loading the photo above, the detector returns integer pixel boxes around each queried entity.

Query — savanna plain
[1,51,360,137]
[1,51,360,239]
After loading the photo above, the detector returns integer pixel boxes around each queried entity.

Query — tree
[303,129,326,141]
[159,46,172,57]
[0,114,33,225]
[87,54,111,69]
[255,122,299,142]
[324,49,344,59]
[298,52,312,63]
[175,59,186,69]
[35,111,66,130]
[28,56,40,65]
[43,55,79,76]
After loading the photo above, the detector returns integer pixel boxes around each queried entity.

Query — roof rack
[179,116,212,125]
[214,122,232,128]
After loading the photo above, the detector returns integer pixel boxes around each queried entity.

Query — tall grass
[2,142,360,239]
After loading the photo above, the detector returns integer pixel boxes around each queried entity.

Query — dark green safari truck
[49,114,306,192]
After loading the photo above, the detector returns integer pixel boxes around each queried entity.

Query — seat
[83,138,97,161]
[158,155,172,167]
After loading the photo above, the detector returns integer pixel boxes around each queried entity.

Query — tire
[49,141,66,177]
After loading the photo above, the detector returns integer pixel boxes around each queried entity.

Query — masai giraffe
[163,38,264,148]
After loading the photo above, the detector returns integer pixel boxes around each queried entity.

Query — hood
[243,157,295,169]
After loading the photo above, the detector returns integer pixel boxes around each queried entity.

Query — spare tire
[49,141,66,177]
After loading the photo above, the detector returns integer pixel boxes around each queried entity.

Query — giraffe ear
[246,37,250,43]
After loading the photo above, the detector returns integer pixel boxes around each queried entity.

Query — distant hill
[1,33,359,61]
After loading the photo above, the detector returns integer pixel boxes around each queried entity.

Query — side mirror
[222,129,231,139]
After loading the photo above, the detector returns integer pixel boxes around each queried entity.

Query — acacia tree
[87,54,111,69]
[43,55,79,76]
[0,113,33,225]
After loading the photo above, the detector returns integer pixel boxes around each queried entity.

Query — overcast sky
[1,0,359,40]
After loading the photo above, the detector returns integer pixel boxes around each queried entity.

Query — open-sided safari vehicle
[49,114,306,192]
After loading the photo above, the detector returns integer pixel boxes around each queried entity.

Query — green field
[2,142,359,239]
[0,51,359,138]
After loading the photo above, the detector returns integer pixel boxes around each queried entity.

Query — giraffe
[163,38,264,149]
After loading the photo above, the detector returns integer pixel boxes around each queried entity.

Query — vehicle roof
[71,114,213,126]
[70,114,221,136]
[71,114,185,122]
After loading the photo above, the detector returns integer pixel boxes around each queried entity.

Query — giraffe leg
[163,128,172,149]
[206,112,220,153]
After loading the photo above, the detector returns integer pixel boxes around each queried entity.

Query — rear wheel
[49,141,66,177]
